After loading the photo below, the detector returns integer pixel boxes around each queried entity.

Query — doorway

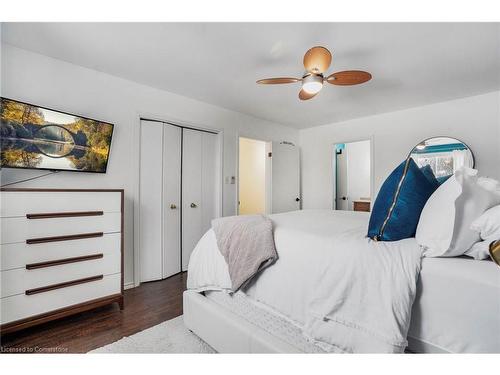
[238,137,271,215]
[333,140,372,212]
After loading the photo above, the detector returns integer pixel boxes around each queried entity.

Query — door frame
[134,113,224,287]
[236,135,272,215]
[331,137,374,211]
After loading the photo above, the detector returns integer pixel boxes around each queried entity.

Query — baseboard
[124,282,135,290]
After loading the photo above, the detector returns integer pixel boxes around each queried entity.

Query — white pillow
[477,176,500,193]
[415,171,462,256]
[470,204,500,240]
[417,168,500,257]
[464,239,497,260]
[464,240,491,260]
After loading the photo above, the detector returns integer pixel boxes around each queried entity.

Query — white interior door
[336,148,349,210]
[182,129,202,271]
[139,120,164,282]
[162,124,182,278]
[271,142,300,213]
[182,130,218,271]
[182,129,218,271]
[201,132,218,233]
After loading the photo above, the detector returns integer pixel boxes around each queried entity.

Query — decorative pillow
[470,204,500,240]
[477,176,500,192]
[415,171,462,255]
[368,158,439,241]
[420,165,440,190]
[416,168,500,257]
[465,240,495,260]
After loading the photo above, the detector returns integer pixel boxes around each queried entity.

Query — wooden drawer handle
[26,253,104,270]
[26,232,104,245]
[26,211,104,219]
[25,275,104,295]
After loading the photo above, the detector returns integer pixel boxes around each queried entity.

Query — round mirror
[409,137,474,183]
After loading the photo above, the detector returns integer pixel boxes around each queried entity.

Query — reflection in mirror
[333,140,371,212]
[409,137,474,183]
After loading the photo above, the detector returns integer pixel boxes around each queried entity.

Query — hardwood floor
[0,272,187,354]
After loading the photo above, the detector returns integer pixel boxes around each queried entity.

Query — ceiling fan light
[302,74,323,94]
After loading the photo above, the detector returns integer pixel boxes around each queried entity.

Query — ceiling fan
[256,46,372,100]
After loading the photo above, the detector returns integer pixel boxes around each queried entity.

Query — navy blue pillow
[420,165,440,190]
[368,158,439,241]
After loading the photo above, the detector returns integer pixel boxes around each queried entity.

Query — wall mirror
[409,137,474,183]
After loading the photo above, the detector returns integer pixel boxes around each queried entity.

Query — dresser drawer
[1,191,121,218]
[1,232,120,271]
[1,213,121,245]
[1,248,120,298]
[1,273,121,325]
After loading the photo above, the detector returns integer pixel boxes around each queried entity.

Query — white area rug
[90,316,216,353]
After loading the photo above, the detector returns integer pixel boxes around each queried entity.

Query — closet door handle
[190,203,198,208]
[170,204,177,209]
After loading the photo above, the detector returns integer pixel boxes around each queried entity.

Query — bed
[184,209,500,353]
[408,256,500,353]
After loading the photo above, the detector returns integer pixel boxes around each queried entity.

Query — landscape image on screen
[0,98,113,172]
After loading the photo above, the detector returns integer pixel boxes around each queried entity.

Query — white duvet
[187,209,423,353]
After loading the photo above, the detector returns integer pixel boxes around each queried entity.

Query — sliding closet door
[140,120,164,282]
[162,124,182,278]
[182,129,219,271]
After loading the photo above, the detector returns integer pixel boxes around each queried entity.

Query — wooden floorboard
[0,272,187,354]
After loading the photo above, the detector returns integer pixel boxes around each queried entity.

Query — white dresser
[0,188,124,334]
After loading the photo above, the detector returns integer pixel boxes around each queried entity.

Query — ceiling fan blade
[298,89,318,101]
[303,46,332,74]
[256,77,301,84]
[326,70,372,85]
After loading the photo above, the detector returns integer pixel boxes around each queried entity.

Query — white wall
[0,44,299,286]
[300,91,500,209]
[238,137,266,215]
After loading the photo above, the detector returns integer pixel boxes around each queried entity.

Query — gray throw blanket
[211,214,278,291]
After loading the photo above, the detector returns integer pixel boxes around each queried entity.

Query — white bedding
[187,209,423,353]
[409,257,500,353]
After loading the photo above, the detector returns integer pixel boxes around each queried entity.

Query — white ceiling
[2,23,499,129]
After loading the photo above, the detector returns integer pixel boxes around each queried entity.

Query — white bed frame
[183,291,446,353]
[183,291,302,353]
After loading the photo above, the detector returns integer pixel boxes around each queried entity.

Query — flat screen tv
[0,97,114,173]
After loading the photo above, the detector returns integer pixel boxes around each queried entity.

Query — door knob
[295,198,300,202]
[190,203,198,208]
[341,197,347,201]
[170,204,177,209]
